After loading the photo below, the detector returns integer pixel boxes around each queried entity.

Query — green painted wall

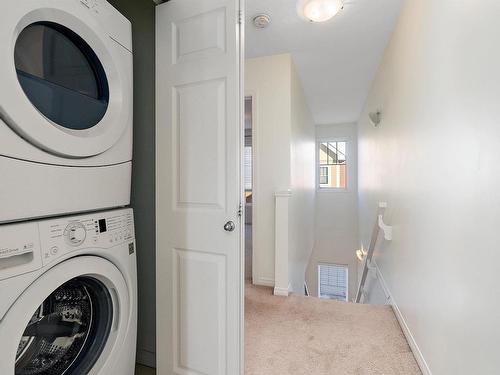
[107,0,156,367]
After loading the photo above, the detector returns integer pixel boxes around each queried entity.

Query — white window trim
[317,262,349,302]
[316,137,349,193]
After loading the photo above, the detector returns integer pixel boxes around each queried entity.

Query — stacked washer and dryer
[0,1,137,374]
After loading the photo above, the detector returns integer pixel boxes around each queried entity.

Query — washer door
[0,1,132,158]
[0,256,131,375]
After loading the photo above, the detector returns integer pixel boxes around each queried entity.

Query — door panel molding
[156,0,243,374]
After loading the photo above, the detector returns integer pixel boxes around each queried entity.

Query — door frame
[243,92,258,286]
[238,1,245,371]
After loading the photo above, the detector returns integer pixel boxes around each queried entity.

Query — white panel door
[156,1,243,374]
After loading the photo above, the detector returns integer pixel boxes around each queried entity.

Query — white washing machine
[0,0,133,223]
[0,208,137,375]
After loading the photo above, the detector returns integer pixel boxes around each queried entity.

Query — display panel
[98,219,107,233]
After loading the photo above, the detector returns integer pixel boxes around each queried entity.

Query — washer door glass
[15,277,113,375]
[14,22,109,131]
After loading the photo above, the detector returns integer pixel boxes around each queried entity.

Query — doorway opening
[244,96,254,282]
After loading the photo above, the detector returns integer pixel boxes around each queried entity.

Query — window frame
[316,138,349,192]
[317,263,349,302]
[319,166,329,185]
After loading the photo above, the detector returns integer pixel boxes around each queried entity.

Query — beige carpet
[245,285,421,375]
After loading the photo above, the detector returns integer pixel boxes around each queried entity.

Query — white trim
[372,261,432,375]
[244,92,259,286]
[273,284,291,297]
[274,190,290,297]
[275,190,292,197]
[239,5,246,375]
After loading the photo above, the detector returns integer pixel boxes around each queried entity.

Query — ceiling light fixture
[297,0,344,23]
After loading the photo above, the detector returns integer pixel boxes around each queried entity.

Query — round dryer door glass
[14,22,109,130]
[15,277,113,375]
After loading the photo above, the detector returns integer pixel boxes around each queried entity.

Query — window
[318,263,348,301]
[244,146,252,191]
[319,167,329,185]
[318,141,347,189]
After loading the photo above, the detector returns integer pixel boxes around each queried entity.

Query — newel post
[274,189,292,296]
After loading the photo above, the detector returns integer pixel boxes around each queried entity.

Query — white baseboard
[136,348,156,368]
[373,262,432,375]
[254,276,274,287]
[273,284,290,296]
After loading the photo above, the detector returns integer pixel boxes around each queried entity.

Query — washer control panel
[39,208,135,266]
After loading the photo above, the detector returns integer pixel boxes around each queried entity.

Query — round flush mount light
[253,14,271,29]
[297,0,344,23]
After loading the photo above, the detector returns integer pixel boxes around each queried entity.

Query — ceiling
[245,0,404,125]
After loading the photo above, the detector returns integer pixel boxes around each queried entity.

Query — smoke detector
[253,14,271,29]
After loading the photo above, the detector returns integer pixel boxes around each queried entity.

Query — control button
[50,246,59,256]
[64,222,87,247]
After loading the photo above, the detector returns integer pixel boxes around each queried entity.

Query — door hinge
[238,202,243,217]
[238,10,243,25]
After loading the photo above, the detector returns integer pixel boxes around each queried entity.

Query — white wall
[246,54,291,287]
[305,124,359,300]
[358,1,500,373]
[289,62,316,293]
[245,54,315,293]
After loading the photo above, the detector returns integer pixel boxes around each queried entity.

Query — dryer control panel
[39,208,135,266]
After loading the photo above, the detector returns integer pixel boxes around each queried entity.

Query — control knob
[65,222,87,247]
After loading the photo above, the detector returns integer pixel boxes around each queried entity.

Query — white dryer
[0,208,137,375]
[0,0,133,223]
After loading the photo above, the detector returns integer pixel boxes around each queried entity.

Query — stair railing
[355,202,392,303]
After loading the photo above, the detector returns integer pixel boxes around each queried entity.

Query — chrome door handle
[224,221,235,232]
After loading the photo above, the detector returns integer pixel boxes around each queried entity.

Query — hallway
[245,285,421,375]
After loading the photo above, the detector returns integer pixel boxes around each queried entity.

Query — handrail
[355,202,391,303]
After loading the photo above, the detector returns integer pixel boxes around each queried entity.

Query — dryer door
[0,256,132,375]
[0,1,132,158]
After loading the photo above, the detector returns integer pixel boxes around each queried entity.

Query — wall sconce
[369,110,382,127]
[356,249,367,261]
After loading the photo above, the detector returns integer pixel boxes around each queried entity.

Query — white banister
[355,202,392,303]
[274,190,292,296]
